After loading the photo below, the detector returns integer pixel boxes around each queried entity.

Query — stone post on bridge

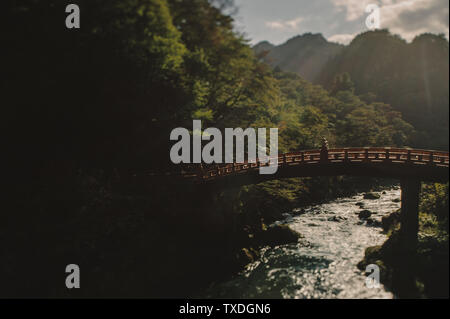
[399,179,421,252]
[320,137,329,163]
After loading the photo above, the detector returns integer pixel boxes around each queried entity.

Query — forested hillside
[255,30,449,151]
[6,1,416,184]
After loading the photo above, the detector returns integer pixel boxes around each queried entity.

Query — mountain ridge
[253,33,344,82]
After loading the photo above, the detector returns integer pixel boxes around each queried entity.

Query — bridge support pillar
[399,179,421,252]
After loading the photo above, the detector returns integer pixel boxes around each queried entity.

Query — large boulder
[363,192,381,200]
[359,210,372,219]
[256,225,301,247]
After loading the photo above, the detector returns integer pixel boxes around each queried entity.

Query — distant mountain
[317,30,449,150]
[253,33,343,82]
[253,40,275,53]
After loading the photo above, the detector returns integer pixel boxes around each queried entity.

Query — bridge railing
[185,148,449,180]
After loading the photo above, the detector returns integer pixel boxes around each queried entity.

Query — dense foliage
[6,2,418,171]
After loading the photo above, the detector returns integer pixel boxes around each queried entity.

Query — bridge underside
[190,160,447,252]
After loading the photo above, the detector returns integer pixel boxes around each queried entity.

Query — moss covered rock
[235,247,261,268]
[381,210,401,233]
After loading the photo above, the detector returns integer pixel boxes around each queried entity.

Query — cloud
[380,0,449,41]
[331,0,374,21]
[265,17,303,30]
[331,0,449,41]
[328,33,356,44]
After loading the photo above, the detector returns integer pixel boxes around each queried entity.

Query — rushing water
[204,188,402,299]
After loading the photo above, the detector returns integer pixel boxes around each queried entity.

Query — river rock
[366,218,382,227]
[392,198,401,203]
[236,247,260,267]
[281,213,294,222]
[359,210,372,219]
[328,216,346,222]
[292,208,306,216]
[355,202,365,207]
[381,210,401,232]
[363,192,381,200]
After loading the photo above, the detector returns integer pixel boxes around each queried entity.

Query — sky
[232,0,449,45]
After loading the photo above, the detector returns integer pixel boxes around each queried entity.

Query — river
[203,188,402,299]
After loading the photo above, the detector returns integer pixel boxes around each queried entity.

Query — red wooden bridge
[177,147,449,186]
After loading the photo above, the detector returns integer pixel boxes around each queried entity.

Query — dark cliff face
[253,33,343,82]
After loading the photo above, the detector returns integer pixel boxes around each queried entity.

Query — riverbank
[358,183,449,298]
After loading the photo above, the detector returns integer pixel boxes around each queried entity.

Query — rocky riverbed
[202,188,402,299]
